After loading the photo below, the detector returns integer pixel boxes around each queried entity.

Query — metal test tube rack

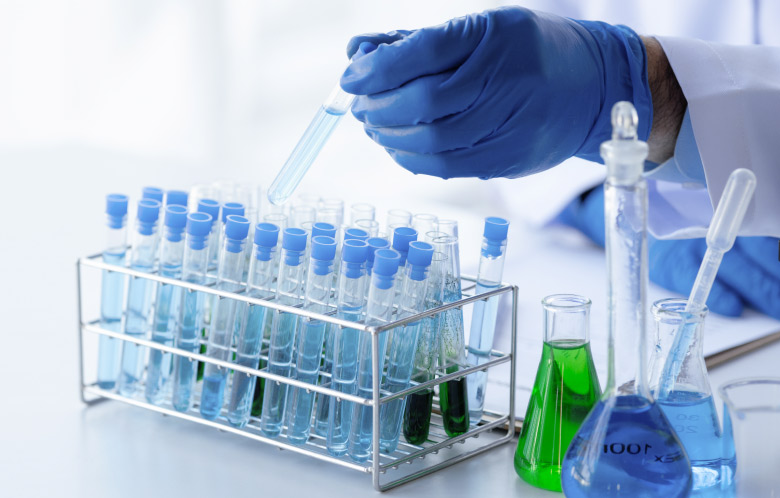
[76,251,518,491]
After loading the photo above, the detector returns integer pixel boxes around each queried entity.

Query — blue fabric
[340,7,652,179]
[558,186,780,319]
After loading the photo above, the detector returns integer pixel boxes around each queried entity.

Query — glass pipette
[266,85,355,206]
[658,167,756,396]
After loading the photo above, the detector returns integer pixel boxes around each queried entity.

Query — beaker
[515,294,601,492]
[651,298,733,491]
[719,378,780,497]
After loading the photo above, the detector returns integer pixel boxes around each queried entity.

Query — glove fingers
[734,237,780,280]
[714,244,780,320]
[346,30,412,58]
[351,69,482,128]
[341,14,488,95]
[649,239,743,317]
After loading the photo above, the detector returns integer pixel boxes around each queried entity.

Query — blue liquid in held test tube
[285,236,338,445]
[97,194,129,389]
[260,228,308,437]
[200,215,251,420]
[145,205,188,404]
[466,217,509,425]
[171,213,213,412]
[118,199,162,397]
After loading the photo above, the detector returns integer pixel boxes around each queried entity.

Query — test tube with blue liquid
[379,241,433,454]
[97,194,129,389]
[199,215,250,420]
[347,249,401,462]
[466,217,509,424]
[144,205,188,404]
[226,222,280,427]
[117,198,162,396]
[284,236,338,444]
[170,212,213,412]
[260,228,308,437]
[323,239,369,455]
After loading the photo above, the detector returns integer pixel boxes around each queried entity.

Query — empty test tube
[118,199,162,397]
[350,203,376,226]
[348,249,402,462]
[411,213,438,237]
[322,239,369,455]
[467,217,510,424]
[97,194,129,389]
[171,212,213,412]
[260,228,308,437]
[200,215,251,420]
[227,222,280,427]
[145,205,188,404]
[385,209,412,234]
[354,219,380,237]
[379,242,434,454]
[290,205,316,229]
[285,236,338,444]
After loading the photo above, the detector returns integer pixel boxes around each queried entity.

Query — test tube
[385,209,412,234]
[317,208,343,228]
[260,228,308,437]
[365,237,390,275]
[97,194,129,390]
[263,213,289,231]
[117,199,162,397]
[145,205,188,405]
[266,85,355,206]
[200,215,251,420]
[350,203,376,226]
[348,249,401,462]
[354,219,380,238]
[196,198,220,268]
[285,236,338,444]
[412,213,438,236]
[170,213,213,412]
[226,223,280,427]
[295,192,321,209]
[290,205,316,229]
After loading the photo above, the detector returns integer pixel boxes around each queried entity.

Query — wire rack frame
[76,252,518,491]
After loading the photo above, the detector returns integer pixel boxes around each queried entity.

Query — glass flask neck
[542,294,591,345]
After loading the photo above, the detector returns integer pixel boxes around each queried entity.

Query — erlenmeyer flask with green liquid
[514,294,601,491]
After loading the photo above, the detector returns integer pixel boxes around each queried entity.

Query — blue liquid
[267,106,345,206]
[561,394,693,497]
[97,251,126,389]
[118,265,155,397]
[379,321,423,454]
[171,289,204,412]
[200,296,239,420]
[227,304,271,427]
[285,319,328,445]
[313,323,336,437]
[466,282,500,424]
[200,374,226,419]
[260,311,300,437]
[145,266,182,404]
[658,391,734,490]
[326,309,362,457]
[348,330,389,462]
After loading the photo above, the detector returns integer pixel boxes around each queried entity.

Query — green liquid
[250,358,266,417]
[196,328,206,381]
[514,340,601,492]
[403,389,433,445]
[440,371,469,436]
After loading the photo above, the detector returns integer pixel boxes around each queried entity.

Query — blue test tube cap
[142,186,164,203]
[366,237,390,273]
[136,199,161,235]
[392,226,417,266]
[197,198,220,226]
[406,241,433,281]
[166,190,189,207]
[344,227,369,243]
[282,228,308,267]
[312,222,337,240]
[342,239,368,279]
[164,205,188,242]
[222,202,245,223]
[186,212,212,250]
[311,236,337,276]
[372,249,401,290]
[106,194,128,229]
[483,217,509,257]
[254,222,280,262]
[224,215,250,253]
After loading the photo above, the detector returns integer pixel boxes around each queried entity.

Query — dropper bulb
[611,101,638,141]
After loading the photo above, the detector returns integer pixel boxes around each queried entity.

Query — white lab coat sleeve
[652,36,780,239]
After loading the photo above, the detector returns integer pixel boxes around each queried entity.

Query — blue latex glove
[340,6,652,179]
[559,186,780,319]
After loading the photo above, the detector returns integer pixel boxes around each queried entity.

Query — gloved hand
[340,6,652,179]
[559,186,780,320]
